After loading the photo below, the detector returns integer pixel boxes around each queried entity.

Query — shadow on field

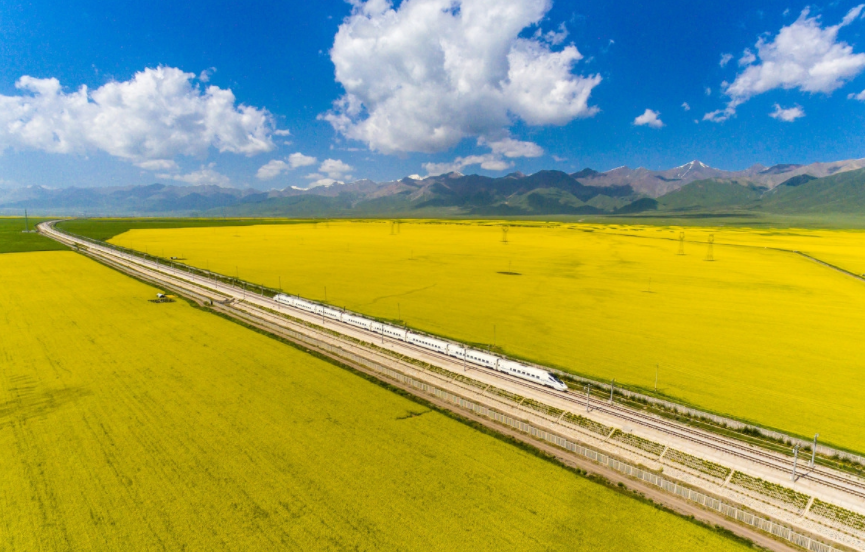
[396,409,432,421]
[0,385,93,426]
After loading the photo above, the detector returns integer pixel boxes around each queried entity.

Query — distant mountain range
[3,157,865,218]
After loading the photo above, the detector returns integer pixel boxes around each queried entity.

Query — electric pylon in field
[705,234,715,261]
[390,221,396,235]
[501,226,509,244]
[677,231,685,255]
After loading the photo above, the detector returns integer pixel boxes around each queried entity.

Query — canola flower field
[0,250,747,550]
[110,220,865,453]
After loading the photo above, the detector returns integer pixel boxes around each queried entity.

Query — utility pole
[609,380,615,404]
[655,364,659,393]
[324,286,327,302]
[810,433,819,467]
[792,442,801,482]
[24,209,29,232]
[279,276,282,291]
[586,384,591,412]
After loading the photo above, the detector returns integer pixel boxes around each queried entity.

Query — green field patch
[57,217,309,242]
[0,217,67,253]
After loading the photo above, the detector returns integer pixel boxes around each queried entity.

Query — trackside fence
[545,371,865,467]
[262,319,840,552]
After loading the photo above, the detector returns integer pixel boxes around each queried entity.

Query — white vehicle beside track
[273,294,568,392]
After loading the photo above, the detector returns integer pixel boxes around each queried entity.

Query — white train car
[407,332,448,355]
[272,293,567,392]
[498,359,567,391]
[446,344,467,361]
[274,293,294,307]
[321,306,342,321]
[374,323,408,341]
[293,298,317,315]
[343,313,373,331]
[465,349,498,370]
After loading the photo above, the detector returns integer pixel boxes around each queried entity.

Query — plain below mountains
[3,157,865,218]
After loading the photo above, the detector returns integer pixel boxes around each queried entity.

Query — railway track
[40,221,865,503]
[341,323,865,500]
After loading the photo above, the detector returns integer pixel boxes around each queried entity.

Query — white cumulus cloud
[769,103,805,121]
[535,22,569,46]
[256,152,319,180]
[739,48,757,66]
[423,154,513,176]
[424,136,543,175]
[136,159,179,171]
[256,160,291,181]
[848,89,865,100]
[0,66,276,166]
[198,67,216,83]
[483,137,544,158]
[720,53,733,67]
[681,102,691,111]
[321,0,601,154]
[705,6,865,122]
[288,152,317,168]
[318,158,353,179]
[634,109,664,128]
[157,164,230,186]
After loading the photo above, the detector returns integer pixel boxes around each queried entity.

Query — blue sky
[1,0,865,190]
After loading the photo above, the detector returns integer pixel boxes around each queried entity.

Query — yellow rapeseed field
[0,251,746,550]
[111,220,865,453]
[587,224,865,277]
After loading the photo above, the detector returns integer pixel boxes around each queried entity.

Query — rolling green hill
[759,168,865,214]
[657,179,764,211]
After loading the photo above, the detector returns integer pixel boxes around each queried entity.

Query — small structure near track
[149,293,175,304]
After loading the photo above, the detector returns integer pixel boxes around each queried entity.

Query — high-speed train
[273,294,568,392]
